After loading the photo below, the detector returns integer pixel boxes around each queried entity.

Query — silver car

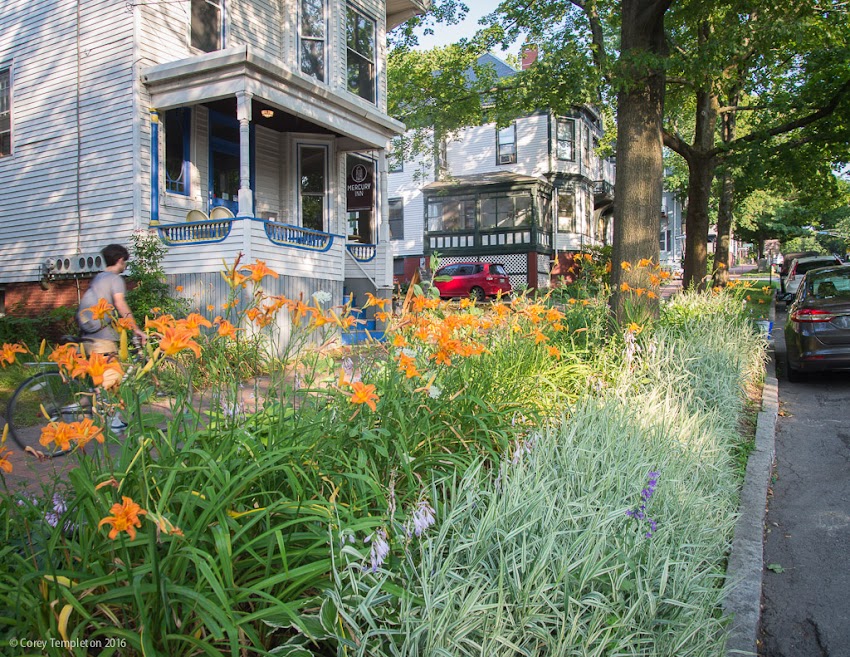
[784,265,850,381]
[783,254,843,301]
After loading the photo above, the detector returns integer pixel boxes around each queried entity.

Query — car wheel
[469,286,486,302]
[785,352,804,383]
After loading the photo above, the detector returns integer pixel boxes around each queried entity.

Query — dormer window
[346,6,376,103]
[300,0,326,82]
[191,0,223,52]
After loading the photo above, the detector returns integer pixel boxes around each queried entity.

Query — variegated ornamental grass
[0,261,765,656]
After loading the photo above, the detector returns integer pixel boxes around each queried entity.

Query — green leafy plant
[126,229,190,321]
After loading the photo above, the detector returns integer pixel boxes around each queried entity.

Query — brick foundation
[4,279,91,316]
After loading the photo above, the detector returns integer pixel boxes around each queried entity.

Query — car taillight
[791,308,836,323]
[788,264,797,281]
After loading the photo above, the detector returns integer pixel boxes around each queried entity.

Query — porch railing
[346,243,377,262]
[428,226,551,252]
[156,218,234,245]
[263,220,335,252]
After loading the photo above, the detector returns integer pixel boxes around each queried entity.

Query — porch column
[377,148,392,290]
[150,109,160,225]
[235,91,254,218]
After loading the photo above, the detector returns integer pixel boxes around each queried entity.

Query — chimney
[521,44,538,70]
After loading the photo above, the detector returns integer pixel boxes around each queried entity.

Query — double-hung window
[300,0,325,81]
[165,108,191,195]
[388,198,404,240]
[497,124,517,164]
[346,6,376,103]
[0,67,10,157]
[557,191,575,232]
[300,145,327,232]
[191,0,223,52]
[556,118,575,161]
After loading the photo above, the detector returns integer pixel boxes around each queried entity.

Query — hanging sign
[346,160,374,212]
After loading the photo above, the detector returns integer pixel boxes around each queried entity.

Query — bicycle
[5,338,193,458]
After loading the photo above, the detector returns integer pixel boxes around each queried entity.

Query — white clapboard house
[388,52,617,292]
[0,0,427,333]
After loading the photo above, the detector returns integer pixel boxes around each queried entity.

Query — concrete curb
[723,301,779,657]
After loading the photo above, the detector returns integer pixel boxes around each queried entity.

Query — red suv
[432,262,512,301]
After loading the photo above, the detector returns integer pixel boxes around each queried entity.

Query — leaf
[319,596,339,635]
[766,563,785,573]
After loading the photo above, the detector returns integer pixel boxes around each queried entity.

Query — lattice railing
[156,219,233,245]
[346,243,377,262]
[263,220,334,252]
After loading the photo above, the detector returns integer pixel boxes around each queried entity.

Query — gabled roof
[465,53,517,84]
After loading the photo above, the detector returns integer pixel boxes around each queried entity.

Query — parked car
[432,262,512,301]
[784,264,850,381]
[779,250,819,296]
[783,254,844,301]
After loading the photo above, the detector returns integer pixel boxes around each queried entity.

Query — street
[760,308,850,657]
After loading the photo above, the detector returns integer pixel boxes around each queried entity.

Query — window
[191,0,222,52]
[300,146,326,231]
[346,6,376,103]
[556,118,575,161]
[497,124,517,164]
[582,123,591,169]
[300,0,325,81]
[557,191,575,232]
[165,108,190,195]
[0,67,10,157]
[389,198,404,240]
[427,197,475,232]
[482,195,532,229]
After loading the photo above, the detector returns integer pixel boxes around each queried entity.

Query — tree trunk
[713,90,739,286]
[680,87,719,290]
[610,0,670,323]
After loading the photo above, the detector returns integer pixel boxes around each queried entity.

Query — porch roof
[142,46,406,150]
[387,0,431,30]
[422,171,548,194]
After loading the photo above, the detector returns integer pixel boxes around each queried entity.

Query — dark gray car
[784,265,850,381]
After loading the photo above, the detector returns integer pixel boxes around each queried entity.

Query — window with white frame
[300,0,325,81]
[0,67,10,157]
[497,124,517,165]
[165,109,191,195]
[556,118,575,161]
[299,145,326,232]
[582,123,590,169]
[346,6,376,103]
[388,198,404,240]
[191,0,223,52]
[557,191,575,232]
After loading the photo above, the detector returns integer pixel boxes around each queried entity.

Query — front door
[209,111,251,214]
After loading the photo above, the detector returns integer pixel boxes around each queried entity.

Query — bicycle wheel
[6,371,92,457]
[133,358,194,427]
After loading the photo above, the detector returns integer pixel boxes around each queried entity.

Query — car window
[491,264,507,276]
[798,258,840,274]
[456,265,474,276]
[436,265,456,277]
[810,270,850,299]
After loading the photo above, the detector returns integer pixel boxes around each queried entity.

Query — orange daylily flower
[242,260,279,283]
[375,311,390,322]
[646,290,658,300]
[72,353,124,388]
[391,334,408,348]
[40,422,77,452]
[627,322,643,334]
[533,330,549,344]
[215,318,238,339]
[69,418,105,448]
[146,314,176,334]
[1,343,28,367]
[207,304,216,312]
[0,446,12,474]
[175,285,184,292]
[364,292,391,310]
[48,344,84,377]
[620,282,631,292]
[397,353,420,378]
[638,258,653,268]
[635,288,646,297]
[433,349,452,366]
[98,496,147,541]
[348,381,379,412]
[620,261,632,271]
[181,313,213,331]
[158,326,202,358]
[605,260,612,273]
[547,345,562,360]
[86,298,115,322]
[648,274,661,286]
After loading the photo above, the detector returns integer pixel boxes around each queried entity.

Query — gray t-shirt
[76,271,126,342]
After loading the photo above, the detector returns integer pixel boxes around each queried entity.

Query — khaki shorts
[81,338,122,389]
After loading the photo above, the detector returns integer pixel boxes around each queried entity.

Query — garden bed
[0,258,767,656]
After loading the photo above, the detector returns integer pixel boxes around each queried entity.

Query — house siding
[0,0,136,285]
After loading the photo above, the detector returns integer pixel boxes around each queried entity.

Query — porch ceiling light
[260,109,274,118]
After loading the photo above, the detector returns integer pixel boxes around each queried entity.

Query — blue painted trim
[261,218,336,252]
[150,110,159,224]
[346,243,377,262]
[208,109,253,215]
[155,217,237,246]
